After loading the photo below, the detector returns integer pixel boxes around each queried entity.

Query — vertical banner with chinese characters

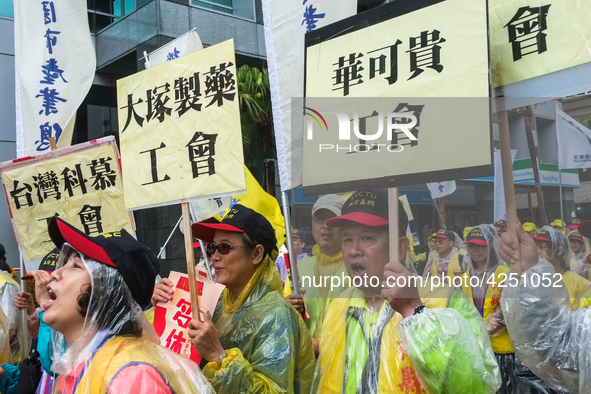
[0,137,134,262]
[15,0,96,157]
[301,0,491,194]
[261,0,356,191]
[489,0,591,88]
[153,270,225,363]
[117,39,246,210]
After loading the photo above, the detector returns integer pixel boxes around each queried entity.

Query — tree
[236,65,276,195]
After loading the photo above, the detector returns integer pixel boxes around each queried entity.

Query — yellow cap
[522,222,536,232]
[551,219,563,228]
[427,232,437,241]
[463,226,473,239]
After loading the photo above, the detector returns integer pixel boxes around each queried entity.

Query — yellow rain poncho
[314,285,501,394]
[203,252,315,394]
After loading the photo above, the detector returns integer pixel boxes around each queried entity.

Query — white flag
[427,181,457,199]
[15,0,95,157]
[556,105,591,170]
[145,29,203,68]
[493,148,518,223]
[262,0,357,191]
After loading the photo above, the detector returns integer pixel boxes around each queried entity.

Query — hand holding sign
[187,307,225,363]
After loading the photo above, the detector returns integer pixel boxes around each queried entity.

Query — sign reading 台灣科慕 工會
[117,39,246,210]
[0,137,134,262]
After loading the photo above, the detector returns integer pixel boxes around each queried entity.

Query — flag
[556,105,591,169]
[15,0,95,157]
[215,167,286,250]
[426,181,457,199]
[262,0,357,191]
[493,148,518,222]
[144,29,203,68]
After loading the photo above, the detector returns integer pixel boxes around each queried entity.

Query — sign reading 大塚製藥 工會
[117,39,246,211]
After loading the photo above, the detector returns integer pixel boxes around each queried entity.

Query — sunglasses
[206,243,247,256]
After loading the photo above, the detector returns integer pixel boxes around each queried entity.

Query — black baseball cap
[465,227,488,246]
[192,204,278,254]
[580,220,591,238]
[326,190,389,227]
[568,230,584,243]
[531,227,552,242]
[434,229,455,241]
[48,217,160,307]
[21,247,60,280]
[495,225,506,235]
[495,219,507,228]
[566,218,581,230]
[292,228,303,239]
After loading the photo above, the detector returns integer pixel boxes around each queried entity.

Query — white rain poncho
[501,258,590,393]
[48,244,215,394]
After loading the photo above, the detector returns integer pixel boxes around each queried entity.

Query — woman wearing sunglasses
[152,204,314,394]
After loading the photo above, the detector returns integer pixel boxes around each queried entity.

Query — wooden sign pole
[497,109,522,275]
[181,202,200,319]
[388,187,399,263]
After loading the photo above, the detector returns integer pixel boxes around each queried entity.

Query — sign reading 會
[302,0,491,194]
[0,137,133,261]
[117,39,246,210]
[489,0,591,88]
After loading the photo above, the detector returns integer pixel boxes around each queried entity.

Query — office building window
[0,0,13,18]
[191,0,254,20]
[87,0,137,33]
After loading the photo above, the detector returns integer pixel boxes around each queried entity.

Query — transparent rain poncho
[0,306,11,364]
[313,284,501,394]
[49,244,215,394]
[202,250,315,394]
[0,270,21,362]
[501,258,591,393]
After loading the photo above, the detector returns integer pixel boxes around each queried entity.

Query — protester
[42,217,213,393]
[531,226,591,310]
[286,194,347,356]
[568,230,587,267]
[313,190,501,393]
[422,229,470,279]
[458,224,518,393]
[500,222,591,393]
[550,219,564,232]
[522,222,537,236]
[275,228,309,284]
[157,204,314,393]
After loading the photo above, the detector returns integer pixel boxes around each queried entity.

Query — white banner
[427,181,457,199]
[262,0,356,191]
[556,105,591,170]
[493,148,518,223]
[15,0,95,157]
[145,29,203,68]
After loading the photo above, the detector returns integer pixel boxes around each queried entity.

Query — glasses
[206,243,247,256]
[312,214,336,224]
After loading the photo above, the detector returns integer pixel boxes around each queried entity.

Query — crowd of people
[0,190,590,393]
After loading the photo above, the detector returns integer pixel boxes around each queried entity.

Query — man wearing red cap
[422,229,469,280]
[314,190,500,393]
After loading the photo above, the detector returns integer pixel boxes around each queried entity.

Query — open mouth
[350,263,366,276]
[44,287,57,309]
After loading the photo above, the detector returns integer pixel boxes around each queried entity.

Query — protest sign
[0,137,133,262]
[154,269,225,363]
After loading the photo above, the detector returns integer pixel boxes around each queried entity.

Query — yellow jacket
[314,286,501,393]
[459,265,514,354]
[561,270,591,310]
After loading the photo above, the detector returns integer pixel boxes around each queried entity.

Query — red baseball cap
[578,220,591,238]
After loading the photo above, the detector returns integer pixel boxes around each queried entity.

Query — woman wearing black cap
[43,217,214,394]
[181,204,314,393]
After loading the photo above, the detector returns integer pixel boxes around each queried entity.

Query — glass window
[192,0,254,20]
[0,0,14,18]
[87,0,133,33]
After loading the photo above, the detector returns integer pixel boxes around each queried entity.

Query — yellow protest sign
[0,137,134,261]
[215,167,286,250]
[117,39,246,210]
[305,0,489,98]
[490,0,591,87]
